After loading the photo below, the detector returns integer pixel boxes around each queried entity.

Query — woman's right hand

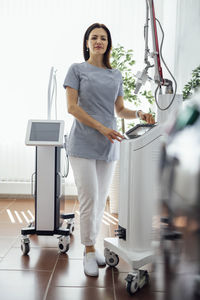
[98,126,125,144]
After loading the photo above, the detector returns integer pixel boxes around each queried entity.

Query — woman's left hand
[139,111,155,124]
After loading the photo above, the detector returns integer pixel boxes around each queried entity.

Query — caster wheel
[58,236,70,253]
[125,273,139,295]
[21,241,30,255]
[59,242,69,253]
[66,219,75,235]
[67,223,75,235]
[125,270,149,295]
[104,248,119,267]
[126,280,138,295]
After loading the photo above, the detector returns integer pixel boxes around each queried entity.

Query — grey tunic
[63,61,124,161]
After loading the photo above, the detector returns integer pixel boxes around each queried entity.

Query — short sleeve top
[63,61,124,161]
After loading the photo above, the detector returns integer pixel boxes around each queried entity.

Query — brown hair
[83,23,112,69]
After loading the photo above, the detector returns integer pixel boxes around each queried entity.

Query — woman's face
[86,27,108,56]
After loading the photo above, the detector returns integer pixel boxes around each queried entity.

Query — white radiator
[0,139,35,194]
[0,140,35,182]
[0,139,76,195]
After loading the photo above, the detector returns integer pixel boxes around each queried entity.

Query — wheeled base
[21,213,75,255]
[104,238,153,295]
[125,270,149,295]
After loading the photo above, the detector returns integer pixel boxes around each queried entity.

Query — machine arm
[148,0,164,85]
[135,0,174,95]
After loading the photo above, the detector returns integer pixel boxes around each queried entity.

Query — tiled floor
[0,198,199,300]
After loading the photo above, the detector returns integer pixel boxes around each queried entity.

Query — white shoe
[95,250,106,266]
[83,252,99,276]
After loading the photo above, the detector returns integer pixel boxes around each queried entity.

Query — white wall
[174,0,200,91]
[155,0,200,92]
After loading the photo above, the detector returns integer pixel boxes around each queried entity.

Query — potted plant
[109,45,155,213]
[111,44,155,133]
[182,65,200,100]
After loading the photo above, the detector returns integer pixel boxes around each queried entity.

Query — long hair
[83,23,112,69]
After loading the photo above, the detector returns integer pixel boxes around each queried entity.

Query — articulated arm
[135,0,165,94]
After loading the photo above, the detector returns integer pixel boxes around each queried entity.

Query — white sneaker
[83,252,99,276]
[95,250,106,266]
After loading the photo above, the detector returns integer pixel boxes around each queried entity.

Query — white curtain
[0,0,199,194]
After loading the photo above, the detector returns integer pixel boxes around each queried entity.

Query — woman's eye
[91,37,106,41]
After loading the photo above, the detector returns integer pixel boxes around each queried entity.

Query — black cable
[154,18,177,111]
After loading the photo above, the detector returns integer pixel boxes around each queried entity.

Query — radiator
[0,140,76,195]
[0,140,35,194]
[0,140,35,182]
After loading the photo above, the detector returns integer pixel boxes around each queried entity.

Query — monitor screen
[128,126,151,137]
[30,122,60,142]
[125,124,155,139]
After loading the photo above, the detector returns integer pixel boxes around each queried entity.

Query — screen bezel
[25,119,64,146]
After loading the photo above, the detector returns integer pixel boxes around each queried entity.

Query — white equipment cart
[104,123,161,294]
[104,93,182,295]
[21,119,75,255]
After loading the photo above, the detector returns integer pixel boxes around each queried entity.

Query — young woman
[63,23,155,277]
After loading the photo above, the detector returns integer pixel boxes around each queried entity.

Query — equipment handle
[57,172,62,199]
[31,172,36,196]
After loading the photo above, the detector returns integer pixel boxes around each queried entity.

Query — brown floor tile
[51,257,113,288]
[0,197,199,300]
[64,198,79,213]
[0,205,34,233]
[0,199,16,212]
[0,270,50,300]
[0,222,24,236]
[8,198,35,209]
[0,236,18,257]
[46,286,114,300]
[0,209,32,224]
[0,247,60,271]
[159,273,199,300]
[0,210,14,223]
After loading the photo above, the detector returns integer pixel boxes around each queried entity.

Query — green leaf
[182,65,200,100]
[111,44,156,124]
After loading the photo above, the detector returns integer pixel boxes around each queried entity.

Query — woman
[63,23,155,277]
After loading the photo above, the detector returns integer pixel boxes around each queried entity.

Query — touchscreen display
[128,126,151,136]
[30,122,60,142]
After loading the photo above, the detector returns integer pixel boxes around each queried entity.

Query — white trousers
[69,156,116,246]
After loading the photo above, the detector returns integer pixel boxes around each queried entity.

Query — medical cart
[21,119,75,255]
